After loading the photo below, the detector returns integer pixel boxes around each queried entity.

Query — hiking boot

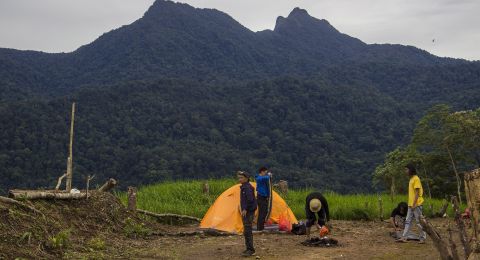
[242,250,256,257]
[395,237,408,243]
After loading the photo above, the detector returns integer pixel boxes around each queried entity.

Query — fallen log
[137,209,201,222]
[98,178,117,192]
[419,216,453,260]
[8,190,87,200]
[0,196,43,215]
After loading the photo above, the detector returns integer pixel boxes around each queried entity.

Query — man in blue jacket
[255,167,271,231]
[238,171,257,257]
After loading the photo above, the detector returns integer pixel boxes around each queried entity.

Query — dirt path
[130,219,459,259]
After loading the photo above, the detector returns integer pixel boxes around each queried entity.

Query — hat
[309,198,322,213]
[237,171,250,178]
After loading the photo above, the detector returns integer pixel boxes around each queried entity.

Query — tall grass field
[117,179,458,221]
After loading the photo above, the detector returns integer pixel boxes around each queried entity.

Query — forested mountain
[0,0,479,193]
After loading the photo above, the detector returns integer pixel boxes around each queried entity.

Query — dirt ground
[128,219,464,260]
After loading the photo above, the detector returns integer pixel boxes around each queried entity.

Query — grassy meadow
[117,179,458,221]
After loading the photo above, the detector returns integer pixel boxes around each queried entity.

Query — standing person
[305,192,330,238]
[238,171,257,256]
[255,166,271,231]
[396,164,427,243]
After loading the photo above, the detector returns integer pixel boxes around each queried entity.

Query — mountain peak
[274,7,335,34]
[288,7,311,19]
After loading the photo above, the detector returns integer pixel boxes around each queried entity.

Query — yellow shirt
[408,175,424,207]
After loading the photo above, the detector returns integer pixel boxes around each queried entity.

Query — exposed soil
[0,194,469,259]
[132,219,464,260]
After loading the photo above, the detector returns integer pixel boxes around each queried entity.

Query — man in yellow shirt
[396,164,427,243]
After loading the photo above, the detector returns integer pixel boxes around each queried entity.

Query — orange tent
[200,183,298,233]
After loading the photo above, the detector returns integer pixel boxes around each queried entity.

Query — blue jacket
[255,174,270,198]
[240,182,257,212]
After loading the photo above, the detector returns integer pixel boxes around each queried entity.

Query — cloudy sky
[0,0,478,60]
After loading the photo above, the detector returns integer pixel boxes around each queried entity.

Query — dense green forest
[1,0,480,194]
[0,78,414,193]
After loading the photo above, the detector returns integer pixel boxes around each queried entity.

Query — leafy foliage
[375,105,480,197]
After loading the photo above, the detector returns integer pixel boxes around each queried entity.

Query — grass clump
[123,217,151,238]
[47,229,71,250]
[87,237,106,251]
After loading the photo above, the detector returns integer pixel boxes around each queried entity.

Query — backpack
[291,221,306,235]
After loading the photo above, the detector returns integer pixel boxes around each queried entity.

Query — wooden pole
[66,102,75,191]
[127,187,137,211]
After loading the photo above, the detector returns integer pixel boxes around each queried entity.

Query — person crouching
[305,192,330,238]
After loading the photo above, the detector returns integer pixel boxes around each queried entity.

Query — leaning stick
[55,173,67,191]
[137,209,201,222]
[0,196,43,215]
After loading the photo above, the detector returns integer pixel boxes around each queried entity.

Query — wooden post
[127,187,137,212]
[202,182,209,195]
[86,175,95,199]
[278,180,288,194]
[378,196,384,221]
[66,102,75,191]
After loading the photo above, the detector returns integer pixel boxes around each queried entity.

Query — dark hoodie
[240,182,257,212]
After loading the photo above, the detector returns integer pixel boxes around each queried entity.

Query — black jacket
[240,182,257,212]
[305,192,330,223]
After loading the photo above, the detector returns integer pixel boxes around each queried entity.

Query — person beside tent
[396,164,427,244]
[237,171,257,257]
[199,179,298,234]
[305,192,330,238]
[255,166,271,231]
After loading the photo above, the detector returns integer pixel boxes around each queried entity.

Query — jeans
[257,196,269,231]
[243,211,255,251]
[402,206,427,240]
